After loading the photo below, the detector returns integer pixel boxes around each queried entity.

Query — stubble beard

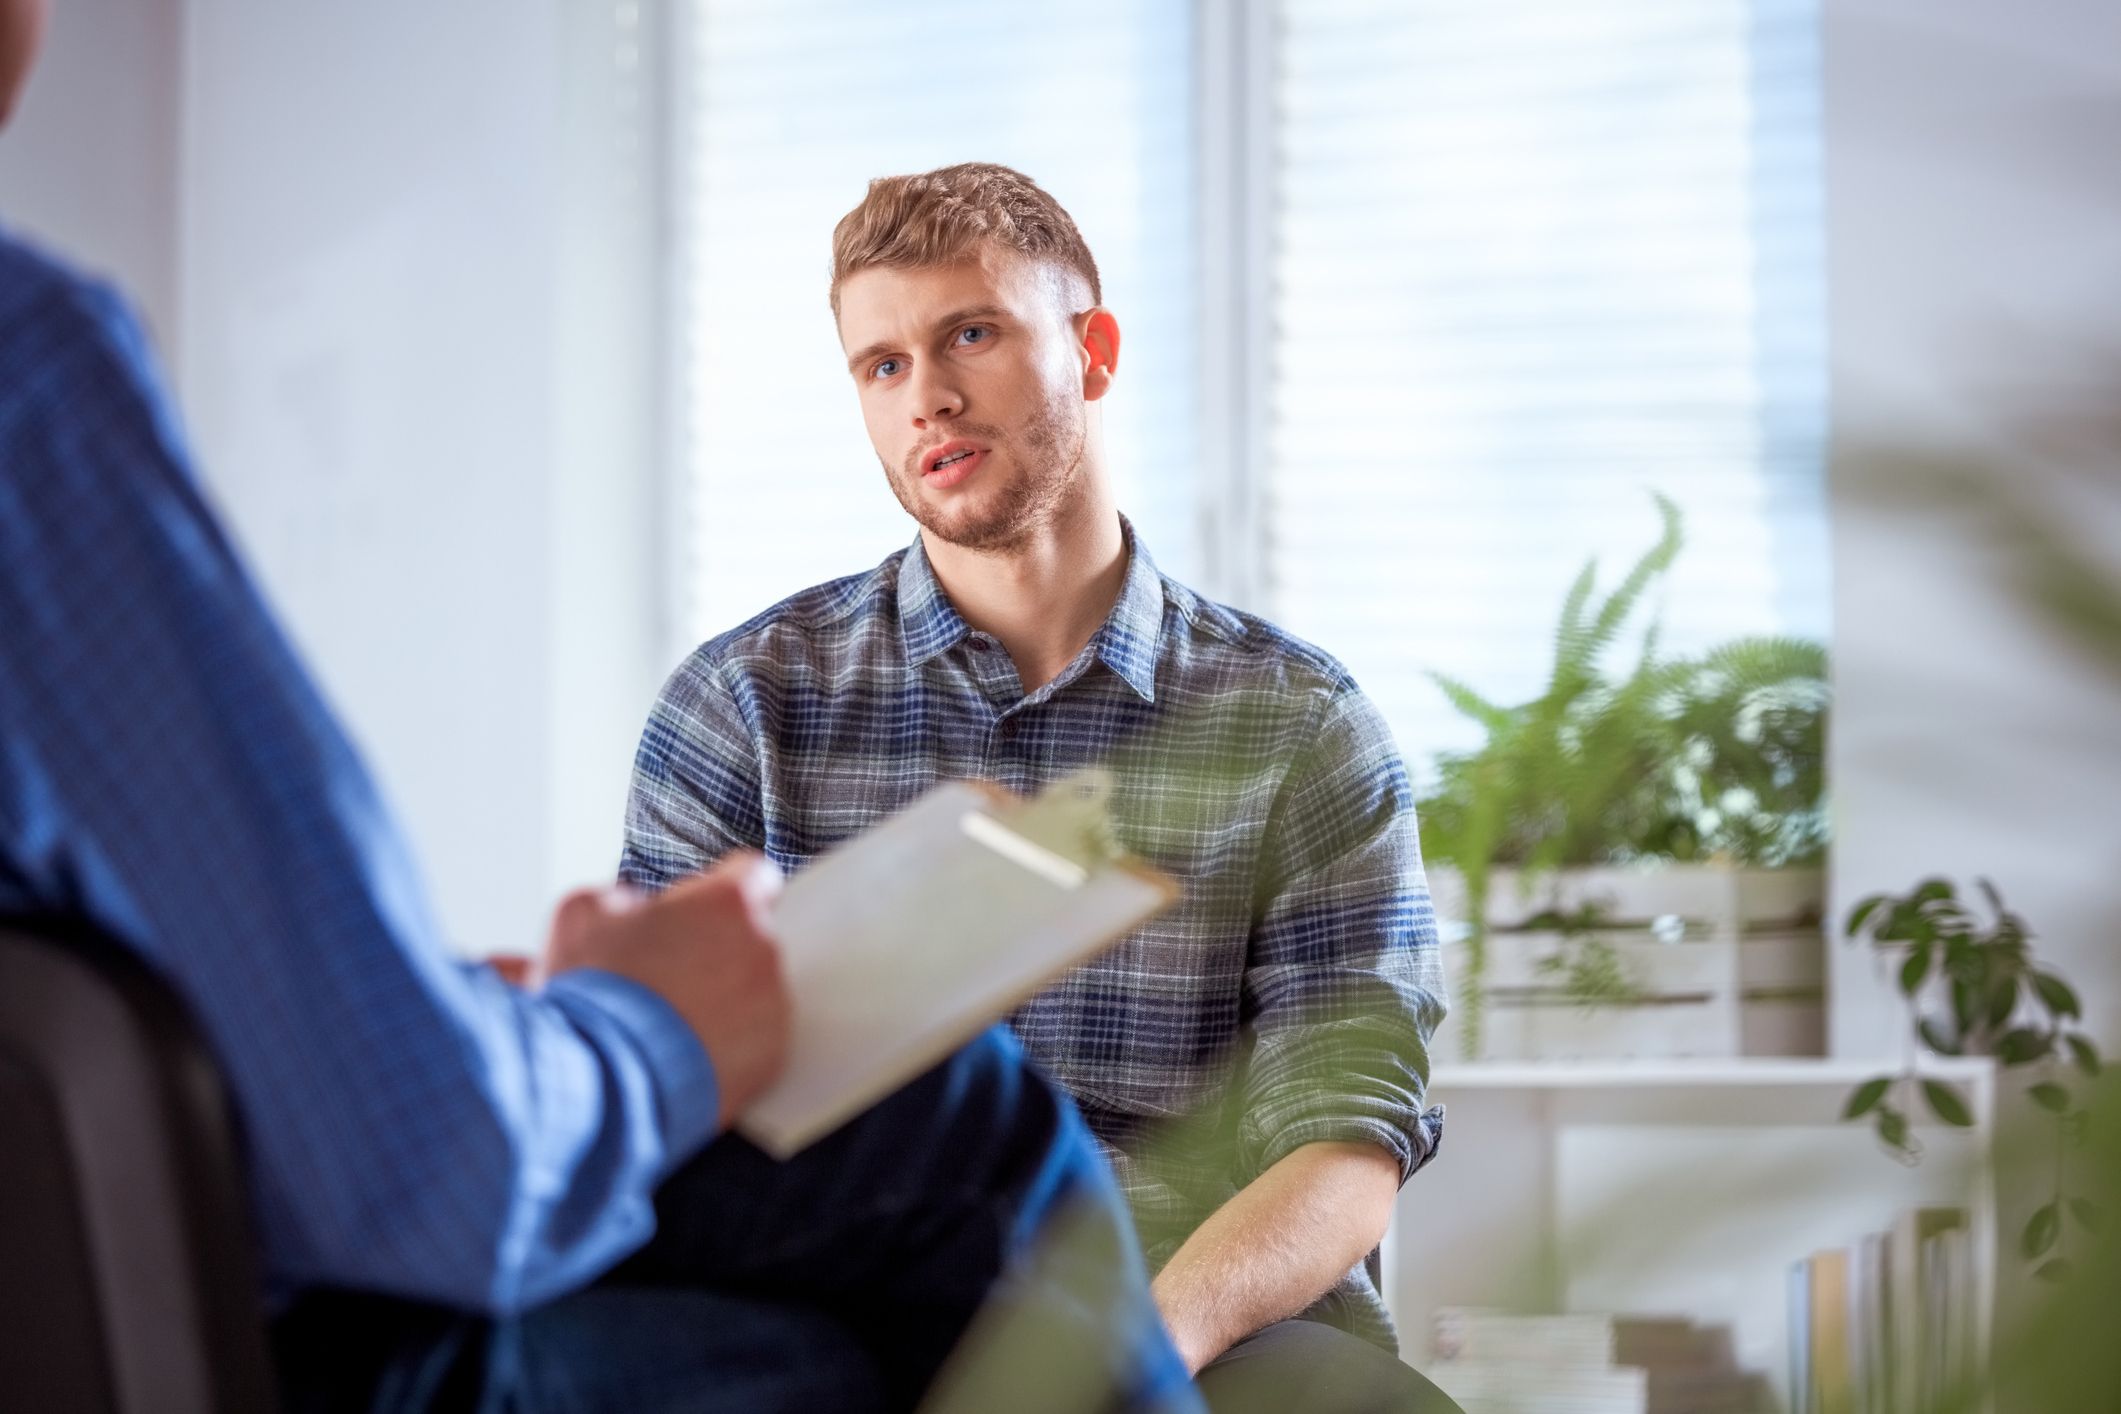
[882,389,1088,555]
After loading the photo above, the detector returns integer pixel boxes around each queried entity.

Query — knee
[1197,1321,1464,1414]
[916,1026,1106,1189]
[928,1025,1053,1130]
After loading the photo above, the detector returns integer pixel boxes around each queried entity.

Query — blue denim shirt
[0,230,717,1313]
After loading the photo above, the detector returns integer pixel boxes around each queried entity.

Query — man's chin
[913,498,1031,554]
[888,466,1039,553]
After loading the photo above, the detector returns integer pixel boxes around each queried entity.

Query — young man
[624,163,1454,1410]
[0,8,1196,1408]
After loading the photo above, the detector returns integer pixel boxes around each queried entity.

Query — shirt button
[967,633,993,651]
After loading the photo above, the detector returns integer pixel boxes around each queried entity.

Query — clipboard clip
[979,768,1125,875]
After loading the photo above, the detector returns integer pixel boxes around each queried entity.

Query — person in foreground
[0,7,1199,1411]
[622,165,1460,1412]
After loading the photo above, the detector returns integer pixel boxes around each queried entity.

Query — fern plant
[1418,494,1830,1053]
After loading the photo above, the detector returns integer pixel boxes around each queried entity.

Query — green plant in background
[1523,902,1646,1010]
[1650,636,1828,868]
[1417,493,1831,1049]
[1841,876,2105,1278]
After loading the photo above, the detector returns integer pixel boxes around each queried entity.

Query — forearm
[1149,1140,1399,1373]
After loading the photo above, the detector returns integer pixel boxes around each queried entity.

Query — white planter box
[1428,865,1826,1062]
[1430,864,1825,939]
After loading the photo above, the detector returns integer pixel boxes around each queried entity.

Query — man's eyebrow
[845,305,1013,374]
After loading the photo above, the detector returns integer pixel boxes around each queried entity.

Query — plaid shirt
[622,522,1447,1350]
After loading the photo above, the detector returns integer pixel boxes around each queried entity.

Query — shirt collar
[1091,517,1165,702]
[894,517,1166,702]
[896,535,972,666]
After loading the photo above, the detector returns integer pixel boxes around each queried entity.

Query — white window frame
[1191,0,1276,612]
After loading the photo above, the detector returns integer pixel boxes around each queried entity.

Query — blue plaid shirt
[0,232,719,1314]
[623,522,1448,1349]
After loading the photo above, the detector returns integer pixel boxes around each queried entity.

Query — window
[671,0,1199,643]
[1263,0,1828,766]
[670,0,1826,771]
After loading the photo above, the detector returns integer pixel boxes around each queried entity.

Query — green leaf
[1912,877,1955,905]
[2032,972,2083,1020]
[1845,894,1887,938]
[1553,562,1597,661]
[1949,976,1977,1033]
[1984,976,2018,1030]
[2065,1034,2102,1077]
[1584,493,1683,650]
[2035,1257,2075,1284]
[1898,943,1932,997]
[2030,1082,2072,1114]
[1428,672,1513,733]
[1875,1106,1912,1156]
[1843,1077,1893,1121]
[2023,1203,2061,1260]
[1976,876,2003,915]
[2068,1198,2103,1234]
[1996,1028,2051,1066]
[1921,1080,1975,1127]
[1918,1016,1962,1057]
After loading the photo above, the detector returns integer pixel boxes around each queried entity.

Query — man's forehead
[835,248,1053,347]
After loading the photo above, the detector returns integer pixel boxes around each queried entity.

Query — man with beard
[623,163,1455,1412]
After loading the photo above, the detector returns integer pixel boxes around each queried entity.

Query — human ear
[1078,307,1122,402]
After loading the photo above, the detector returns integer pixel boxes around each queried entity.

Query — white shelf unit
[1385,1058,1997,1411]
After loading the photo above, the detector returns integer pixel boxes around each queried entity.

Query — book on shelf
[1434,1309,1616,1365]
[1432,1310,1770,1414]
[1785,1207,1975,1414]
[1429,1359,1648,1414]
[1788,1262,1811,1413]
[1615,1317,1768,1414]
[1810,1247,1853,1414]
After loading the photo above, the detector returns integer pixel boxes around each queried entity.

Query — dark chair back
[0,923,278,1413]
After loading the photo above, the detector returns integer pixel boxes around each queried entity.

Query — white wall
[0,0,183,348]
[177,0,670,956]
[1825,0,2121,1388]
[1825,0,2121,1057]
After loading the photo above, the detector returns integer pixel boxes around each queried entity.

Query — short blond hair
[829,162,1102,318]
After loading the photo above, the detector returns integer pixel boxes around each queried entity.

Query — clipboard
[738,771,1177,1158]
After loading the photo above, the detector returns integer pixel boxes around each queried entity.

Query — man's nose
[910,369,964,428]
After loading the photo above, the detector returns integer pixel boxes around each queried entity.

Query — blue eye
[872,357,902,379]
[956,325,990,346]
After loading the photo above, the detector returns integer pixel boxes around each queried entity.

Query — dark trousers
[1198,1319,1464,1414]
[271,1027,1199,1414]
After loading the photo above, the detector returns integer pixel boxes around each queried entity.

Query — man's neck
[921,490,1128,697]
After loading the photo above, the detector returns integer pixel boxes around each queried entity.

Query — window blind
[1263,0,1829,772]
[674,0,1199,650]
[672,1,1830,783]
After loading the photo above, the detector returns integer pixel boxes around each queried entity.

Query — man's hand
[539,853,791,1131]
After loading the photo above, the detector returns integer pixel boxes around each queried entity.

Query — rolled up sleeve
[1236,683,1449,1184]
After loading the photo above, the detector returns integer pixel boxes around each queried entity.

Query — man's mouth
[920,441,989,488]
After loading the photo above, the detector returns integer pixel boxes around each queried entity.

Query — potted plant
[1841,876,2105,1280]
[1420,495,1831,1060]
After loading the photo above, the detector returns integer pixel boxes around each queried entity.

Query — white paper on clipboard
[737,774,1176,1159]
